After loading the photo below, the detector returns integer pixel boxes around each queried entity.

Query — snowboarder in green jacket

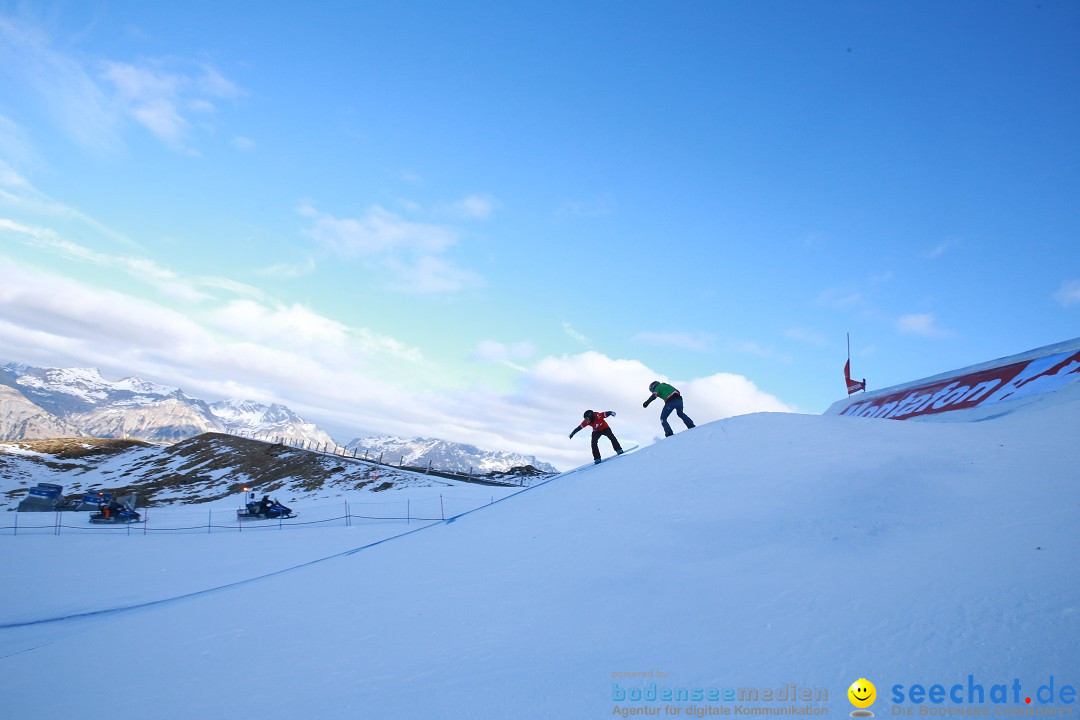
[643,380,695,436]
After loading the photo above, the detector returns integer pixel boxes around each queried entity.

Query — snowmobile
[237,499,297,521]
[89,499,141,524]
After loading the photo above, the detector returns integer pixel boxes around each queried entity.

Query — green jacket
[644,382,680,408]
[652,382,678,401]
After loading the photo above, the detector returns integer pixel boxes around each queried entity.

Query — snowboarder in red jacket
[569,409,625,464]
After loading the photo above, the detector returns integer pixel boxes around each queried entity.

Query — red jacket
[579,412,612,432]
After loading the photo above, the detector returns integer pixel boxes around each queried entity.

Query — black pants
[591,427,623,460]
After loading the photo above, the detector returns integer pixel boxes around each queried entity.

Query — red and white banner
[844,359,866,395]
[835,348,1080,420]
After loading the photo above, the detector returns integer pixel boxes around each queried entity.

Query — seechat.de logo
[848,678,876,717]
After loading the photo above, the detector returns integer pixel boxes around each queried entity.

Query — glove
[642,400,649,408]
[568,432,574,439]
[608,411,616,417]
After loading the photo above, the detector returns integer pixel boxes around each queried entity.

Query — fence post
[345,500,350,527]
[426,460,432,475]
[144,508,148,536]
[55,508,62,536]
[13,511,17,536]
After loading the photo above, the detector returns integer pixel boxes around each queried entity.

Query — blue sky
[1,1,1078,468]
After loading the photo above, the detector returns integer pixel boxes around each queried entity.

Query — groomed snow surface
[2,384,1079,720]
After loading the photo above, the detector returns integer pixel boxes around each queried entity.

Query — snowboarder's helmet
[583,409,594,420]
[649,380,659,392]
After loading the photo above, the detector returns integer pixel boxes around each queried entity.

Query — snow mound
[1,385,1077,719]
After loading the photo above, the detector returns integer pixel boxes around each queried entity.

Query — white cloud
[256,256,316,278]
[562,322,590,346]
[299,204,480,293]
[0,15,242,154]
[202,298,424,366]
[386,255,483,294]
[301,204,455,257]
[208,299,349,349]
[0,220,211,302]
[1054,280,1080,307]
[682,373,793,418]
[0,259,422,416]
[0,14,121,153]
[896,313,951,338]
[195,64,242,99]
[100,60,243,150]
[0,217,57,241]
[0,260,795,470]
[0,260,215,367]
[0,161,137,248]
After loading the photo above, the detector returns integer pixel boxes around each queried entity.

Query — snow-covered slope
[347,435,558,473]
[1,385,1077,719]
[0,433,485,510]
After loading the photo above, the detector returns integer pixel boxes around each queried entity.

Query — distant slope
[0,433,465,510]
[347,435,558,473]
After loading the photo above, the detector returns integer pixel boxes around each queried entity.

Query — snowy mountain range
[0,362,557,473]
[0,362,335,447]
[346,436,558,474]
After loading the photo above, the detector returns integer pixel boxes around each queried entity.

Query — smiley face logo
[848,678,876,709]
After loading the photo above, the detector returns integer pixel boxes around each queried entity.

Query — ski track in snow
[0,461,595,629]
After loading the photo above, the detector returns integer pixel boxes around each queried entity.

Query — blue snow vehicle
[89,494,141,524]
[237,496,297,521]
